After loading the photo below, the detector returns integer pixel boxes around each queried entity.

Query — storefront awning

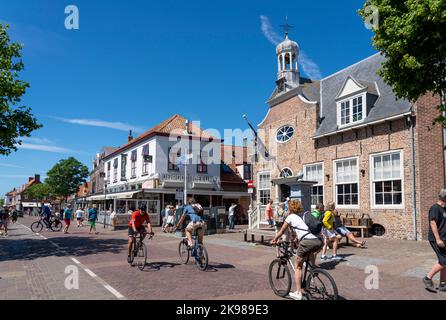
[21,202,39,207]
[86,190,140,201]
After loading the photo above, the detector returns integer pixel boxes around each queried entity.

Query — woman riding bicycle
[127,204,154,264]
[271,199,323,300]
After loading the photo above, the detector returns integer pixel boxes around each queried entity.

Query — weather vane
[280,16,294,37]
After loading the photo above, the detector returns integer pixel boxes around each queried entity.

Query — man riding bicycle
[127,204,154,263]
[173,198,205,248]
[40,202,52,229]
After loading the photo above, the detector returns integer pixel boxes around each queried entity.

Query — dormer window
[339,95,364,126]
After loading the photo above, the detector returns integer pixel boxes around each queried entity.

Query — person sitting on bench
[333,209,366,248]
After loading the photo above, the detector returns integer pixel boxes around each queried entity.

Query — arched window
[276,125,295,143]
[280,168,293,178]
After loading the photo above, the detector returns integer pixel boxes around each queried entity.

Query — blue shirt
[42,205,51,218]
[183,205,202,223]
[88,208,97,221]
[64,209,72,220]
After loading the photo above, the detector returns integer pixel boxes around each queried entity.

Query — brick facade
[253,93,444,240]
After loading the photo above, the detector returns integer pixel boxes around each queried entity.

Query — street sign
[175,188,184,200]
[248,188,254,194]
[247,180,253,188]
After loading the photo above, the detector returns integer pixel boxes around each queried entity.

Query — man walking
[265,199,274,228]
[424,189,446,292]
[63,204,73,234]
[88,205,98,234]
[228,203,237,230]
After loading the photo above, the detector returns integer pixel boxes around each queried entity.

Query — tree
[359,0,446,125]
[0,23,42,155]
[45,157,89,201]
[24,183,53,202]
[0,198,4,207]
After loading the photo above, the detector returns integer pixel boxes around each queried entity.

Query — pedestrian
[311,203,324,220]
[228,203,237,230]
[163,206,175,233]
[333,209,366,248]
[284,197,290,213]
[88,205,99,235]
[63,204,72,234]
[0,206,9,236]
[265,199,274,228]
[423,189,446,293]
[321,202,341,260]
[76,206,85,227]
[275,203,286,232]
[162,203,171,229]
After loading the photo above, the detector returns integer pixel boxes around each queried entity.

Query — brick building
[251,33,444,240]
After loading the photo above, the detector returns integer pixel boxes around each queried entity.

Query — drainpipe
[409,115,418,241]
[442,90,446,186]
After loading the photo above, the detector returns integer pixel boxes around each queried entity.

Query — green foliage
[24,183,53,201]
[0,23,42,155]
[45,157,89,198]
[0,198,4,207]
[359,0,446,124]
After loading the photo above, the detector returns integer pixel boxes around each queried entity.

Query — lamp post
[100,172,107,228]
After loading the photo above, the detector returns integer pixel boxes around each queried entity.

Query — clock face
[276,125,294,143]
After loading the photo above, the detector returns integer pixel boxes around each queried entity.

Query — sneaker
[288,291,303,300]
[332,255,342,260]
[127,256,132,264]
[320,255,327,260]
[423,277,437,293]
[438,283,446,292]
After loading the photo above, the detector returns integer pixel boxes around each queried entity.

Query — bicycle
[30,215,63,233]
[268,241,338,300]
[178,227,208,271]
[128,232,154,271]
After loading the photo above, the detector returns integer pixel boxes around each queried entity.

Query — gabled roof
[315,53,412,138]
[268,77,320,106]
[103,114,220,161]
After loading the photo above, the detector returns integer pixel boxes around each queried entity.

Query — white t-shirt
[285,214,317,241]
[76,209,84,218]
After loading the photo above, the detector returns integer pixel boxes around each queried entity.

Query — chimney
[28,177,33,182]
[128,130,133,142]
[185,119,191,134]
[243,137,248,164]
[35,174,40,183]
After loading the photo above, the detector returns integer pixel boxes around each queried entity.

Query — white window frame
[257,171,271,206]
[337,93,366,128]
[275,125,295,143]
[333,156,360,209]
[370,150,404,209]
[304,162,324,208]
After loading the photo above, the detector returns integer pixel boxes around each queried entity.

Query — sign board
[247,180,253,188]
[248,188,254,194]
[176,188,184,200]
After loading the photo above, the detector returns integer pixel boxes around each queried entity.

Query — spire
[280,17,294,38]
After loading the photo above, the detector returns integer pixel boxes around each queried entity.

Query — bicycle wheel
[268,259,292,297]
[195,244,208,271]
[30,221,44,233]
[178,239,190,264]
[50,220,62,232]
[134,242,147,271]
[305,268,339,300]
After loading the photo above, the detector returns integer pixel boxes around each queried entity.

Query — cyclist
[271,199,323,301]
[40,202,52,230]
[127,204,154,263]
[173,198,205,248]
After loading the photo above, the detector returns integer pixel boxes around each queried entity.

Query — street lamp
[100,172,108,228]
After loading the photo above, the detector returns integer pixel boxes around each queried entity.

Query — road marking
[104,285,125,299]
[71,258,81,265]
[84,268,97,278]
[40,235,48,240]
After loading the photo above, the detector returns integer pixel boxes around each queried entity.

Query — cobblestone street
[1,216,445,300]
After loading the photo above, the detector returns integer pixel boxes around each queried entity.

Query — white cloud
[260,15,322,80]
[20,137,54,144]
[55,117,145,134]
[0,163,27,169]
[0,174,32,178]
[18,143,76,154]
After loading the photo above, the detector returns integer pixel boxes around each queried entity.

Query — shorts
[296,238,323,258]
[322,227,337,239]
[64,219,71,226]
[77,217,83,221]
[335,226,351,237]
[128,226,146,237]
[430,241,446,266]
[89,220,96,227]
[186,221,205,236]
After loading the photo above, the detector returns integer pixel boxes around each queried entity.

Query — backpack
[295,211,322,236]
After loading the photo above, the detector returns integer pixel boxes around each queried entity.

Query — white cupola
[275,24,300,92]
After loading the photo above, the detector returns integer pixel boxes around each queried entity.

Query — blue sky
[0,0,377,196]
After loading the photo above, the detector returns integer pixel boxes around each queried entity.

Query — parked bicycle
[178,227,208,271]
[269,241,338,300]
[128,232,154,271]
[30,215,62,233]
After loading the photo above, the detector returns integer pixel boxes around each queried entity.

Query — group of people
[127,198,206,264]
[39,202,99,235]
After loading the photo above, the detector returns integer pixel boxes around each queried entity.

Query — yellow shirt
[323,210,334,230]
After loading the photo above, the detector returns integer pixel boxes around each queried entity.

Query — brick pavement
[2,215,446,300]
